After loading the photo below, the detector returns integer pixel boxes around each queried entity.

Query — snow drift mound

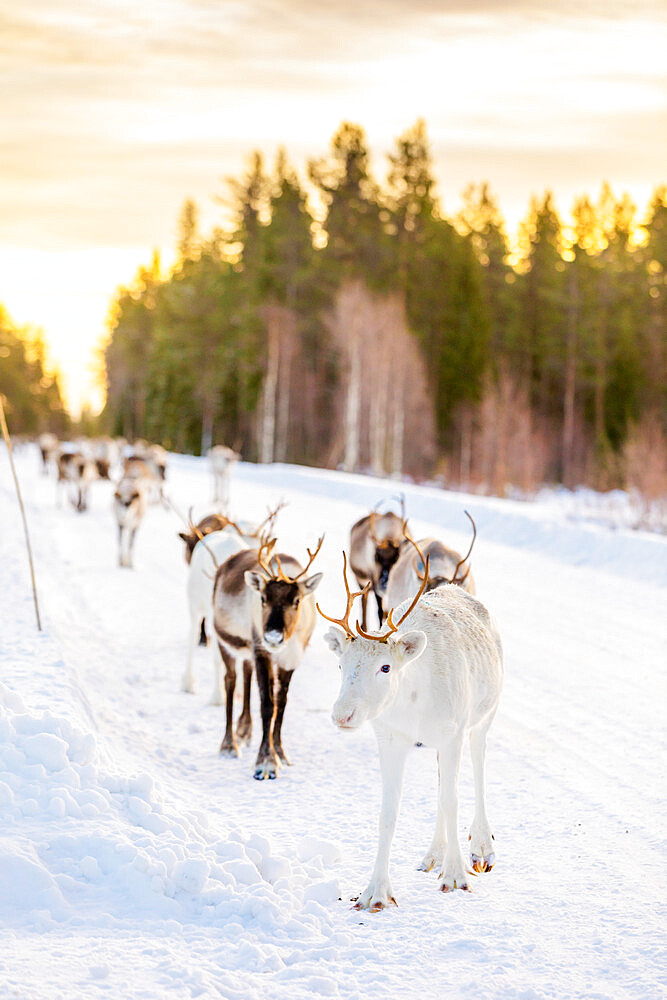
[0,522,340,934]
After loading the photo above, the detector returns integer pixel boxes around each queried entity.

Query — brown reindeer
[178,504,286,648]
[349,507,407,630]
[179,514,232,566]
[178,503,286,566]
[212,536,323,779]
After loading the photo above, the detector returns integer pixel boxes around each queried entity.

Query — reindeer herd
[33,433,504,912]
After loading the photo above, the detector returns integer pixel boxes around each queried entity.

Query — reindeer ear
[323,627,347,656]
[301,572,323,595]
[178,532,190,543]
[390,629,427,667]
[244,571,265,593]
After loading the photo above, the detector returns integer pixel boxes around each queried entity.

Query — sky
[1,0,666,415]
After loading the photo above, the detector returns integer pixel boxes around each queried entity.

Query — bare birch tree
[327,280,435,478]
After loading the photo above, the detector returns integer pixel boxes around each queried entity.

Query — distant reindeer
[56,448,96,512]
[38,432,59,473]
[113,476,149,568]
[146,444,168,492]
[349,506,407,630]
[319,537,503,910]
[123,443,167,502]
[208,445,241,510]
[385,512,477,609]
[212,536,323,778]
[91,436,120,480]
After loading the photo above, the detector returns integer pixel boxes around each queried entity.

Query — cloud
[0,0,665,251]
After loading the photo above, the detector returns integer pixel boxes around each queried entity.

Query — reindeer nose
[264,629,284,647]
[332,708,356,728]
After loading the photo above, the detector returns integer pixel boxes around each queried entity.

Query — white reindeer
[38,432,59,474]
[319,549,503,910]
[181,527,250,704]
[113,476,149,568]
[384,512,477,609]
[208,445,240,510]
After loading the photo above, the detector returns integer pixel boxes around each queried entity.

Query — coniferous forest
[100,122,665,497]
[0,307,69,435]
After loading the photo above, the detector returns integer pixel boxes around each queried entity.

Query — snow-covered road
[1,446,665,1000]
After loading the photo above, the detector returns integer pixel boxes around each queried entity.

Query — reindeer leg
[208,633,224,704]
[437,732,471,892]
[198,619,208,647]
[180,612,201,694]
[374,590,384,626]
[469,714,496,874]
[253,649,279,779]
[218,646,239,757]
[272,668,293,765]
[419,751,446,875]
[235,659,253,745]
[128,527,136,568]
[355,725,410,911]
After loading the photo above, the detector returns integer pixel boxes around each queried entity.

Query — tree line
[102,121,666,497]
[0,306,69,435]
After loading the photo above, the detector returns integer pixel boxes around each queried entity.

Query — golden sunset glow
[1,0,665,415]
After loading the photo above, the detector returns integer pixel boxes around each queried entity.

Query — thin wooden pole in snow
[0,395,42,631]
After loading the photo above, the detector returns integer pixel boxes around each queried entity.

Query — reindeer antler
[257,534,324,584]
[316,551,370,640]
[401,520,428,583]
[449,511,476,585]
[290,535,324,581]
[392,493,406,523]
[355,551,431,644]
[254,500,288,540]
[256,536,278,579]
[186,506,220,569]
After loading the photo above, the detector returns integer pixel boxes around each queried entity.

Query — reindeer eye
[380,664,391,674]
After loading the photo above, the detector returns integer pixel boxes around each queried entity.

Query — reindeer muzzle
[263,629,284,648]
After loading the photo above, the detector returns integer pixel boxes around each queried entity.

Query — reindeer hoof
[440,869,474,893]
[253,763,277,780]
[471,852,495,873]
[353,897,397,912]
[219,741,239,758]
[417,849,443,874]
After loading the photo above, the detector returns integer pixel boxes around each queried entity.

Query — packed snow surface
[1,445,665,1000]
